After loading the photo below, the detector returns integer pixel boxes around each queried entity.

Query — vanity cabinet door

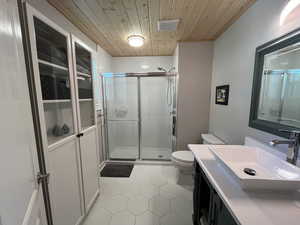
[218,201,237,225]
[194,162,238,225]
[208,190,216,225]
[193,161,201,225]
[210,191,237,225]
[193,162,213,225]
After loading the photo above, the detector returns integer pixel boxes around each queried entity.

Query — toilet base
[172,159,193,175]
[174,165,193,175]
[173,166,194,187]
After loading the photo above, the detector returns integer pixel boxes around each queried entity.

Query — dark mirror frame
[249,28,300,138]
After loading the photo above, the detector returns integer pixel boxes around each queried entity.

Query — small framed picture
[215,85,229,105]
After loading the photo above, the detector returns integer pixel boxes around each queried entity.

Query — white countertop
[189,144,300,225]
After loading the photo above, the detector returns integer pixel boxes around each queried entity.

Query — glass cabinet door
[74,42,95,131]
[33,17,75,146]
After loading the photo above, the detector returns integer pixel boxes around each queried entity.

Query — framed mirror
[249,28,300,138]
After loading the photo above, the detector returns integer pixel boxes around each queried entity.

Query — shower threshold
[109,146,172,161]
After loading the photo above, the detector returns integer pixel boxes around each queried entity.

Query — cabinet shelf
[43,99,71,103]
[48,134,72,146]
[79,98,93,102]
[38,59,68,71]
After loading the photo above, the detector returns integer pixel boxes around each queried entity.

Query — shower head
[157,67,167,72]
[157,66,176,73]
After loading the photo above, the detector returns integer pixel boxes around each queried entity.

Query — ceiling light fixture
[141,65,150,69]
[280,0,300,25]
[127,35,145,47]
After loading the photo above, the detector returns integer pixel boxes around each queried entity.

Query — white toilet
[171,133,224,173]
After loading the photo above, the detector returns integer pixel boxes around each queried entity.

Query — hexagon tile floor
[83,164,194,225]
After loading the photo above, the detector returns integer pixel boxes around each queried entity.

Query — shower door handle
[172,116,176,136]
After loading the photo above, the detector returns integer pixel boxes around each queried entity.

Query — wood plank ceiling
[47,0,256,56]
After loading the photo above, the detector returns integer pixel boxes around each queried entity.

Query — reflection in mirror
[258,43,300,128]
[249,29,300,137]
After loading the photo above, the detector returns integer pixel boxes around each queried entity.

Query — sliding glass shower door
[140,77,174,160]
[104,74,176,160]
[104,76,139,159]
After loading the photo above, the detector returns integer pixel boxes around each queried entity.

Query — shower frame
[101,72,179,161]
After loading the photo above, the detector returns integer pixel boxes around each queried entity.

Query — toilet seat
[171,151,194,164]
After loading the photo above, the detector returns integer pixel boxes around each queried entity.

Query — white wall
[0,1,42,224]
[173,44,179,72]
[111,56,174,73]
[97,45,112,73]
[209,0,300,150]
[95,45,112,110]
[177,42,213,149]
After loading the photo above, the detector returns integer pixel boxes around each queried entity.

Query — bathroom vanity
[190,144,300,225]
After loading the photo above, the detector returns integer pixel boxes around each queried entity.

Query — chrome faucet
[269,129,300,165]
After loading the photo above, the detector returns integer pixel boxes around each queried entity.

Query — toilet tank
[201,134,224,144]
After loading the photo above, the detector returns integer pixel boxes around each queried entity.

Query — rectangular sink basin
[209,145,300,191]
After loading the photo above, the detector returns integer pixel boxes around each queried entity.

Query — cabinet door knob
[76,133,84,138]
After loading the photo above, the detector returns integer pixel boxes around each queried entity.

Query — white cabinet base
[47,138,82,225]
[79,127,100,213]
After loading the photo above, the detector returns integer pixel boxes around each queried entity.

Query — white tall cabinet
[26,5,99,225]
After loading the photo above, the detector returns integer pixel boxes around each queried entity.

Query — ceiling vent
[157,19,180,31]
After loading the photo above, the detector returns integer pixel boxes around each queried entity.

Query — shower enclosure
[103,72,177,160]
